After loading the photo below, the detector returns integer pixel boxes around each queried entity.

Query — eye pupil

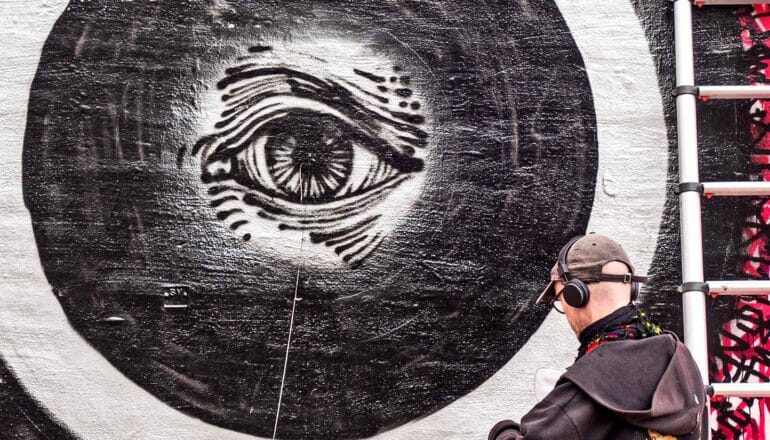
[291,148,319,166]
[265,114,354,203]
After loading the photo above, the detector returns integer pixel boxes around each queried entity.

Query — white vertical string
[272,165,306,440]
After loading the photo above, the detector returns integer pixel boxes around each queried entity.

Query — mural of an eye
[18,1,602,439]
[193,42,429,267]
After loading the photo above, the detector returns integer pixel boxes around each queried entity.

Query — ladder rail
[673,3,770,437]
[674,0,711,387]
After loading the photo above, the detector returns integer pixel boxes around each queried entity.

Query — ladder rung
[702,182,770,197]
[698,85,770,99]
[696,0,770,5]
[707,280,770,296]
[709,383,770,398]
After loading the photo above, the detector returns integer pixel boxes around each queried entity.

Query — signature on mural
[193,41,429,267]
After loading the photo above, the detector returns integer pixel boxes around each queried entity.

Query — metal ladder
[674,0,770,432]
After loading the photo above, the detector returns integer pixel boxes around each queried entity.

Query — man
[489,234,705,440]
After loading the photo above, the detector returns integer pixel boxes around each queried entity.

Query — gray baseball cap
[536,234,643,304]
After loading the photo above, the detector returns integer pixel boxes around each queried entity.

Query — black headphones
[557,236,644,309]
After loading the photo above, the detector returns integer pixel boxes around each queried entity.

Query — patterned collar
[577,304,663,359]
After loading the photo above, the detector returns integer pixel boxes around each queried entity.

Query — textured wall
[0,0,760,439]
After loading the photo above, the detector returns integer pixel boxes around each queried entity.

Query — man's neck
[577,304,636,349]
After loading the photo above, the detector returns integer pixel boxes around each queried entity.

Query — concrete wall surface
[0,0,764,439]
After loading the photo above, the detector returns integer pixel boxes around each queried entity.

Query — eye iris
[265,114,354,203]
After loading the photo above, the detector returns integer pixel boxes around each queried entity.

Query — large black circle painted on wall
[22,1,597,438]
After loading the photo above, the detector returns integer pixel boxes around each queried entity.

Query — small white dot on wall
[602,172,618,197]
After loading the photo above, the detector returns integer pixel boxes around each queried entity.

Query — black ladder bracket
[677,182,704,194]
[678,281,710,294]
[673,85,700,97]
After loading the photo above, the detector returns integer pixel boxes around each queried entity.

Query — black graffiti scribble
[192,46,428,266]
[711,6,770,438]
[710,300,770,438]
[711,396,758,440]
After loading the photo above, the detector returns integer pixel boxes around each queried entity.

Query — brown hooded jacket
[489,333,705,440]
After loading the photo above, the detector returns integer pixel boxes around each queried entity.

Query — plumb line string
[273,166,306,440]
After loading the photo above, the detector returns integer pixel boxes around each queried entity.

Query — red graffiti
[712,6,770,438]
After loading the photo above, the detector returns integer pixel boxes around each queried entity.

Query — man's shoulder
[614,331,678,348]
[560,332,704,429]
[578,332,678,363]
[564,333,682,388]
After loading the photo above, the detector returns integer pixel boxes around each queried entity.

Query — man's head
[537,234,647,336]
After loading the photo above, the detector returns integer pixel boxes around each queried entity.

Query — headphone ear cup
[562,280,590,308]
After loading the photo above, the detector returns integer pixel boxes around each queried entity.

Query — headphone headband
[555,234,644,307]
[557,235,646,284]
[556,235,582,282]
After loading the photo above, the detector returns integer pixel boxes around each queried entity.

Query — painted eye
[192,42,429,266]
[204,109,421,205]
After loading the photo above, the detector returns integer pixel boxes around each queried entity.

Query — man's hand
[488,420,521,440]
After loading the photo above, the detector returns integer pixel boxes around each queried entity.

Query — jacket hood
[561,333,705,435]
